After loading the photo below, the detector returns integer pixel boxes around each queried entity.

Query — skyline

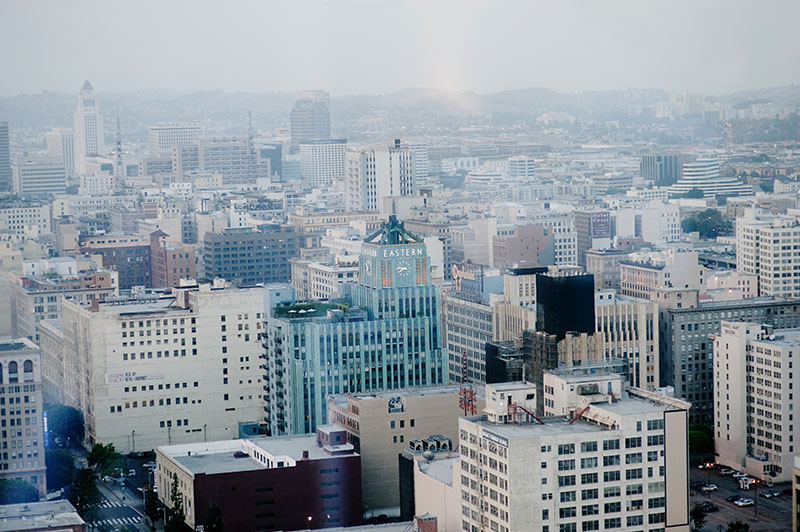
[1,0,799,98]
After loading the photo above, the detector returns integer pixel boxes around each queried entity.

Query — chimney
[89,298,100,312]
[301,450,309,460]
[414,514,438,532]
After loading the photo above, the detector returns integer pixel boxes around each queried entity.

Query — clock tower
[359,215,431,289]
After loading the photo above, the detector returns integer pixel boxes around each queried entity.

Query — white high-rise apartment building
[458,376,691,532]
[300,138,346,189]
[45,128,75,179]
[402,141,429,187]
[508,155,536,178]
[12,156,67,196]
[148,125,202,155]
[346,141,417,212]
[55,282,266,453]
[73,80,105,174]
[714,321,799,482]
[736,208,800,298]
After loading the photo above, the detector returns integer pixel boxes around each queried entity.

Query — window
[558,475,576,487]
[558,459,575,471]
[603,471,620,482]
[559,507,577,519]
[581,457,597,468]
[625,437,641,448]
[580,441,597,453]
[581,473,598,484]
[560,491,576,503]
[581,488,598,500]
[603,455,620,466]
[603,439,619,450]
[558,443,575,455]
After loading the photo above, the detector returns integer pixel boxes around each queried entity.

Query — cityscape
[1,2,800,532]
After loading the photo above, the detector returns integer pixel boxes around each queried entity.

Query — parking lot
[690,465,793,531]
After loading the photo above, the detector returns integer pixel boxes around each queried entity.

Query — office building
[0,501,85,532]
[264,217,447,435]
[45,127,76,179]
[458,378,691,532]
[12,156,67,196]
[586,249,630,291]
[196,137,266,185]
[508,155,536,178]
[73,80,105,174]
[656,289,800,425]
[346,141,417,213]
[595,290,659,390]
[0,121,10,191]
[290,90,331,151]
[79,236,152,289]
[148,125,202,155]
[155,428,362,531]
[259,143,282,178]
[300,138,346,189]
[289,255,358,301]
[575,210,611,267]
[714,322,799,482]
[53,282,266,453]
[640,153,684,186]
[150,230,196,288]
[669,157,753,198]
[402,141,428,187]
[737,208,800,298]
[0,338,47,497]
[0,201,52,237]
[200,225,301,285]
[326,386,464,513]
[620,249,703,300]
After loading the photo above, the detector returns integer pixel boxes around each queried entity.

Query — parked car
[768,489,781,497]
[720,468,735,476]
[726,494,741,502]
[762,480,774,488]
[734,498,754,507]
[701,484,718,493]
[233,451,249,458]
[698,462,715,470]
[760,491,773,499]
[700,502,720,512]
[128,469,136,477]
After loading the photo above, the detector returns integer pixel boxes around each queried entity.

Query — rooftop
[417,455,457,486]
[0,501,84,531]
[328,385,463,410]
[0,338,39,353]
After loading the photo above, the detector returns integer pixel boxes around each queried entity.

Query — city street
[689,466,792,531]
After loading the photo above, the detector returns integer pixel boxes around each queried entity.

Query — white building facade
[73,80,105,174]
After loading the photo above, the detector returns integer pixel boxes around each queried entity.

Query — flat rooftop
[0,338,39,352]
[329,385,463,410]
[417,456,456,486]
[99,296,185,315]
[0,501,84,531]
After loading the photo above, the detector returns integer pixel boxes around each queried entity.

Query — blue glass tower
[265,216,446,434]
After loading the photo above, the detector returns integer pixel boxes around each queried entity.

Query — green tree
[45,405,84,447]
[46,449,76,491]
[166,473,188,532]
[689,430,713,453]
[727,520,751,532]
[690,504,707,530]
[683,188,705,199]
[67,468,101,520]
[144,486,160,521]
[203,503,224,532]
[0,479,39,504]
[87,442,126,476]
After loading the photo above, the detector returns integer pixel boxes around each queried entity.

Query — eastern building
[73,80,105,174]
[0,338,47,497]
[290,90,331,152]
[264,217,447,435]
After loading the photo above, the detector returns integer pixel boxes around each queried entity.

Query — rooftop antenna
[248,110,257,183]
[114,114,123,191]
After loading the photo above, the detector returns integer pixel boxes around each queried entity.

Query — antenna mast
[114,114,123,191]
[248,110,257,182]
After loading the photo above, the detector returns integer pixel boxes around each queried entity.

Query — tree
[690,504,707,530]
[682,209,728,239]
[203,504,224,532]
[87,442,126,476]
[683,188,705,199]
[46,449,76,491]
[166,473,188,532]
[689,430,713,453]
[67,468,101,521]
[45,405,84,447]
[727,520,751,532]
[144,486,160,521]
[0,479,39,504]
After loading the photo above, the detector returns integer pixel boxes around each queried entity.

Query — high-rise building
[148,124,202,155]
[458,378,691,532]
[290,90,331,152]
[73,80,105,174]
[200,226,301,285]
[264,216,447,435]
[575,210,611,267]
[53,282,266,453]
[79,235,152,289]
[714,321,799,482]
[346,140,417,212]
[736,208,800,298]
[640,153,684,186]
[0,121,12,191]
[669,157,753,198]
[508,155,536,178]
[585,249,630,291]
[0,338,47,497]
[45,128,76,179]
[12,156,67,196]
[402,141,429,187]
[299,138,346,189]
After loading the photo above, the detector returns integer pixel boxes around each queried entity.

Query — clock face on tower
[396,260,412,278]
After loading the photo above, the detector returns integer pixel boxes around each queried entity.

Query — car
[768,489,781,497]
[143,461,156,470]
[128,469,136,477]
[734,498,754,507]
[233,451,249,458]
[700,502,720,512]
[762,480,774,488]
[698,462,715,470]
[720,468,735,476]
[760,491,773,499]
[701,484,718,493]
[726,494,741,502]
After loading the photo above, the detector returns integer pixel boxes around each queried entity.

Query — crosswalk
[91,516,142,527]
[99,500,126,509]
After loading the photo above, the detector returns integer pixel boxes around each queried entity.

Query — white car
[734,498,754,507]
[701,484,718,493]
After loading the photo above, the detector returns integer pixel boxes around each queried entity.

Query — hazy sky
[2,0,798,97]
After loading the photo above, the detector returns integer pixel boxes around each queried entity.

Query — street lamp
[203,424,207,442]
[131,429,135,453]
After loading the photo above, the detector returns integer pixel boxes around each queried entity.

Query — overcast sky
[2,0,798,97]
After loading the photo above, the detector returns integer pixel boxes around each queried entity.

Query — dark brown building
[80,236,151,289]
[150,230,196,288]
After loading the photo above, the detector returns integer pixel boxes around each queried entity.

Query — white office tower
[148,125,202,155]
[458,375,691,532]
[299,138,346,189]
[714,321,799,482]
[668,157,752,198]
[45,128,75,179]
[73,80,105,174]
[54,282,266,453]
[12,156,67,196]
[736,208,800,298]
[346,140,417,213]
[290,90,331,151]
[402,141,429,187]
[508,155,536,178]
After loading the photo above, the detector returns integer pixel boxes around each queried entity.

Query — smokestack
[302,450,309,460]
